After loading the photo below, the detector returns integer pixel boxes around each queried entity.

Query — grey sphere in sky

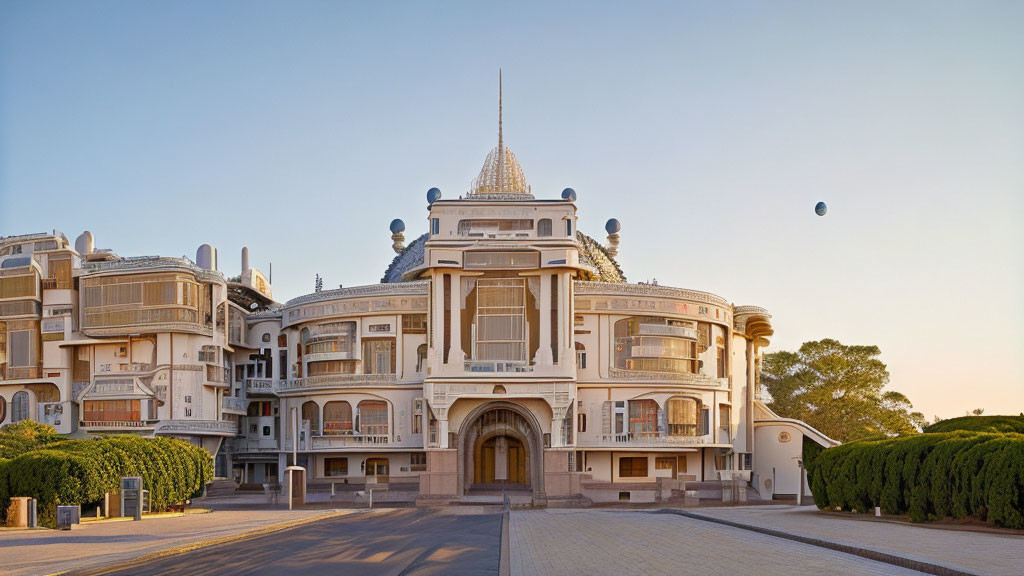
[815,202,828,216]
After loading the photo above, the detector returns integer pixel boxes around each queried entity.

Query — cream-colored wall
[446,397,554,435]
[753,424,805,496]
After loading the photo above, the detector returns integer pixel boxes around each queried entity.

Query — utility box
[120,476,144,520]
[56,505,81,530]
[7,497,30,527]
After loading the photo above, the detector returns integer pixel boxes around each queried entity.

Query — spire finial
[497,68,504,192]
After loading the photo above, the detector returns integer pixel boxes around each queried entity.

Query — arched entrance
[458,402,544,498]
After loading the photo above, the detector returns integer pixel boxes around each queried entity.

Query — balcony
[576,433,720,449]
[41,277,72,290]
[155,419,237,437]
[276,373,398,393]
[4,366,41,380]
[464,360,534,373]
[310,434,391,449]
[82,420,156,431]
[205,365,230,387]
[222,397,247,414]
[636,324,697,339]
[246,378,277,395]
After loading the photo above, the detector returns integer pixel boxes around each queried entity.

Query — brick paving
[690,505,1023,576]
[0,508,342,576]
[510,509,925,576]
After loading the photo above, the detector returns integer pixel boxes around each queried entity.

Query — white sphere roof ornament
[467,69,534,201]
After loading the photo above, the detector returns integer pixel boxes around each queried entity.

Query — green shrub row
[806,431,1024,528]
[923,414,1024,434]
[0,435,213,526]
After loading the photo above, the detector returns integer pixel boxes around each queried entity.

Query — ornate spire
[468,70,533,200]
[497,69,504,192]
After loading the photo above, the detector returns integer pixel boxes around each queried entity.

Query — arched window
[11,391,29,423]
[537,219,552,237]
[416,344,428,373]
[0,396,6,423]
[323,401,353,435]
[357,400,388,436]
[629,399,659,438]
[575,342,587,370]
[666,397,700,437]
[301,401,320,435]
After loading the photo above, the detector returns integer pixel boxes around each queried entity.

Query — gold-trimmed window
[81,273,202,330]
[0,275,37,299]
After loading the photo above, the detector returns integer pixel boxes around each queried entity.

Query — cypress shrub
[805,431,1024,528]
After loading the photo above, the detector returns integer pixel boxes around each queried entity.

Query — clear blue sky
[1,1,1021,419]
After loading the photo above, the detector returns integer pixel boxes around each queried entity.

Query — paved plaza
[510,509,925,576]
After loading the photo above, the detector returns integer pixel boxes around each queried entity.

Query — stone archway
[457,402,545,500]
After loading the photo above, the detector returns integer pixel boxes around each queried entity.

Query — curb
[498,510,510,576]
[51,509,351,576]
[655,509,979,576]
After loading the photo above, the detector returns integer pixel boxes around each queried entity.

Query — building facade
[0,92,835,502]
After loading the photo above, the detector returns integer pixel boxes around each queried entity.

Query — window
[565,219,572,236]
[415,344,428,373]
[619,456,648,478]
[410,453,427,471]
[537,219,552,237]
[250,423,257,433]
[365,457,389,478]
[666,397,700,437]
[279,351,288,379]
[701,407,710,436]
[613,317,699,374]
[184,395,192,403]
[83,399,139,422]
[628,400,659,438]
[262,333,271,343]
[323,401,353,435]
[457,219,534,236]
[739,453,753,470]
[362,339,395,374]
[307,360,357,376]
[302,401,320,435]
[655,457,676,470]
[431,218,439,235]
[278,334,287,347]
[402,314,427,334]
[472,278,527,364]
[11,392,29,423]
[263,425,271,436]
[324,457,348,477]
[716,344,726,378]
[184,408,192,417]
[358,400,388,436]
[577,412,587,433]
[0,396,5,423]
[719,405,731,438]
[9,330,34,367]
[575,342,586,370]
[412,399,423,435]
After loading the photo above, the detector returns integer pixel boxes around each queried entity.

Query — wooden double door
[475,436,527,485]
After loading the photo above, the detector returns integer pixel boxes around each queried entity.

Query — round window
[778,431,792,443]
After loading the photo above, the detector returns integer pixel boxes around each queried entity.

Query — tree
[760,339,925,442]
[971,408,985,416]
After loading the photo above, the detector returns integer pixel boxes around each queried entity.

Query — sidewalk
[0,508,349,576]
[682,505,1023,576]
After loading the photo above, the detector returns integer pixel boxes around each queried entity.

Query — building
[0,83,836,503]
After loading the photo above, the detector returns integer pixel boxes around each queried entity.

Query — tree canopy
[760,339,925,442]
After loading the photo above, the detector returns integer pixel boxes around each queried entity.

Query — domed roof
[381,230,625,284]
[468,145,532,199]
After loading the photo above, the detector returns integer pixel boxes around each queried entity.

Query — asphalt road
[97,509,503,576]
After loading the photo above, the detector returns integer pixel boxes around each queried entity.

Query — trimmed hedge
[806,431,1024,528]
[0,436,213,526]
[923,415,1024,434]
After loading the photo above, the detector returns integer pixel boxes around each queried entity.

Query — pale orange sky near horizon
[1,1,1021,420]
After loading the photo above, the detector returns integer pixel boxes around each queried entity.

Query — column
[558,273,571,365]
[439,418,449,449]
[448,273,464,365]
[432,274,446,366]
[536,274,553,365]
